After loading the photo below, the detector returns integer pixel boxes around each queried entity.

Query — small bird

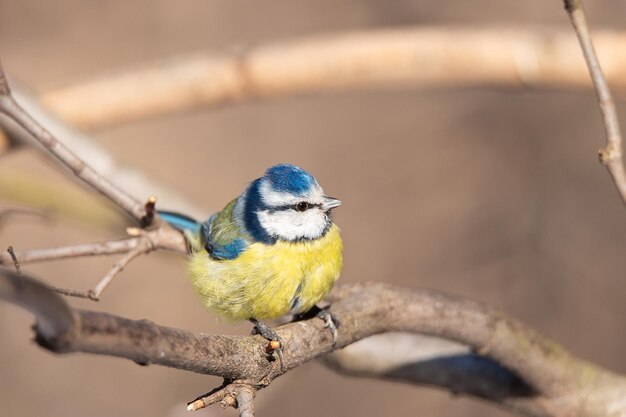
[159,164,343,348]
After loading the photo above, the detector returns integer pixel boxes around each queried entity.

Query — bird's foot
[316,306,340,347]
[295,305,340,347]
[250,319,284,366]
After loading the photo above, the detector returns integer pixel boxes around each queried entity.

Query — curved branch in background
[4,26,626,210]
[323,334,537,416]
[39,27,626,130]
[564,0,626,205]
[1,269,624,417]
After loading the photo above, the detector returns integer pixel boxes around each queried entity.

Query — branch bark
[1,269,624,417]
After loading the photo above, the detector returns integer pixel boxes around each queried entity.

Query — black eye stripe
[266,203,322,212]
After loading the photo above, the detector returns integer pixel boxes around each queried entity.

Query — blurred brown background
[1,1,625,417]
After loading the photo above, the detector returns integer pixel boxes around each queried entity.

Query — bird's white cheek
[257,210,327,240]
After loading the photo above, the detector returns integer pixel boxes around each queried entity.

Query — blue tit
[159,163,343,346]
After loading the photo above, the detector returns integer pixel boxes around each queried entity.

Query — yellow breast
[187,224,343,321]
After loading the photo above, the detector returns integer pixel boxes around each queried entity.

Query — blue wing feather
[200,200,249,260]
[160,200,249,260]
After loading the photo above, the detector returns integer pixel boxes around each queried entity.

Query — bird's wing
[201,199,249,260]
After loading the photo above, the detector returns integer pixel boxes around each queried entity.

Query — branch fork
[188,382,257,413]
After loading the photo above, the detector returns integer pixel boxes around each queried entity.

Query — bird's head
[240,164,341,242]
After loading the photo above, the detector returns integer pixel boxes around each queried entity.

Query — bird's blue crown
[264,164,316,195]
[241,164,323,244]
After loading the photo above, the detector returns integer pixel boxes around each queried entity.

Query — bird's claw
[316,307,340,347]
[250,319,284,366]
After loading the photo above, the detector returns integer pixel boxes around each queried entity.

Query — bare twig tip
[126,227,141,236]
[186,400,204,411]
[141,196,158,227]
[598,145,621,165]
[563,0,580,12]
[268,340,281,351]
[7,245,22,276]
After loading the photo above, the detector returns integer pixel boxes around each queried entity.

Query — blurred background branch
[0,86,208,219]
[32,27,626,130]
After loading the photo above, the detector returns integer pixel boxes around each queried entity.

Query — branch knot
[598,144,622,165]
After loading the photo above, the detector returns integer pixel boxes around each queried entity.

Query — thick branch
[2,269,623,417]
[39,27,626,130]
[0,268,74,341]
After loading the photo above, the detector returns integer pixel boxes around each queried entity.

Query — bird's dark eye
[295,202,309,212]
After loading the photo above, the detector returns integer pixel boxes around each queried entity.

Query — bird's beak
[321,196,342,212]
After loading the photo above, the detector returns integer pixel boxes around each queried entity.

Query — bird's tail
[158,210,202,233]
[158,210,204,251]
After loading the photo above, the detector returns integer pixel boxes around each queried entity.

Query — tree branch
[1,268,624,417]
[0,230,186,300]
[88,234,155,300]
[0,237,143,265]
[322,334,541,416]
[37,27,626,130]
[1,85,209,220]
[0,268,74,342]
[564,1,626,205]
[0,66,146,221]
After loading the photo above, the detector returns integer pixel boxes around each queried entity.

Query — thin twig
[187,382,232,411]
[187,383,246,412]
[47,285,95,299]
[0,268,75,340]
[3,245,100,298]
[0,238,142,266]
[3,86,208,220]
[0,63,146,221]
[186,383,256,414]
[88,236,155,300]
[0,223,187,266]
[0,228,185,302]
[235,386,256,417]
[6,246,21,276]
[564,0,626,205]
